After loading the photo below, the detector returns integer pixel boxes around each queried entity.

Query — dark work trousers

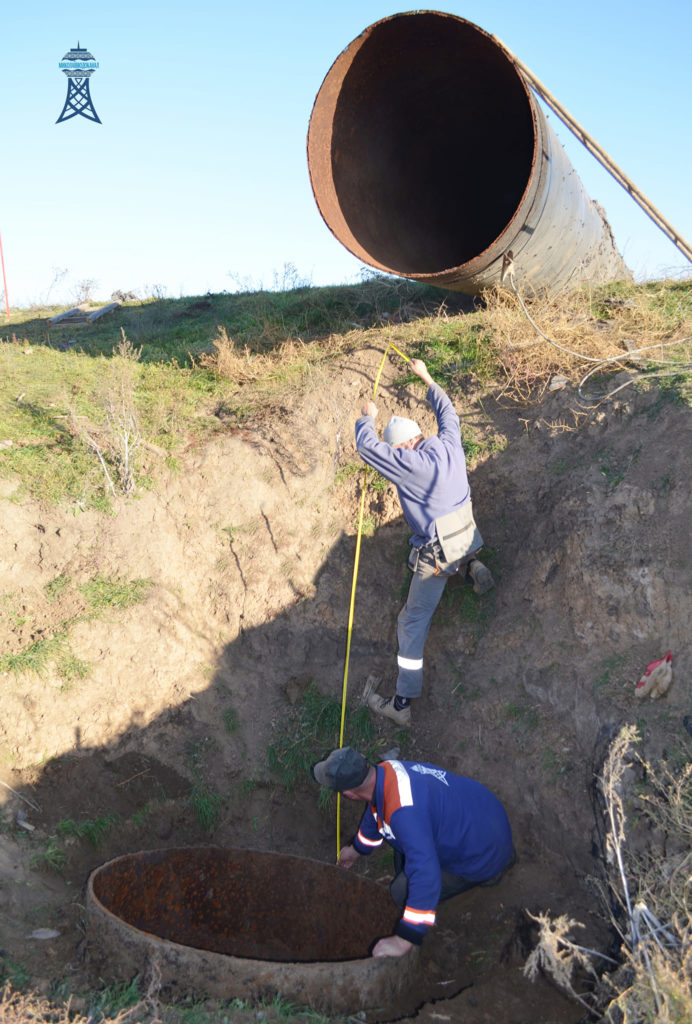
[389,848,517,909]
[396,545,463,699]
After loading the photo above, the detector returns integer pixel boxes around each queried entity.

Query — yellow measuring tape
[336,341,410,857]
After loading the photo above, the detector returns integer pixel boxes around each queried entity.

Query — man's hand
[338,844,360,869]
[361,401,378,418]
[409,359,434,388]
[372,935,414,958]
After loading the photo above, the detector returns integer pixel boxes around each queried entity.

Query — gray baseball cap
[312,747,370,791]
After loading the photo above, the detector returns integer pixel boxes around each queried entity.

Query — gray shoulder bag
[435,502,483,564]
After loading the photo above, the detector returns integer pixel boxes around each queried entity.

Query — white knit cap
[383,416,422,446]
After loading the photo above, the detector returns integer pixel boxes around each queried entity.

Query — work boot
[467,558,494,595]
[367,692,411,726]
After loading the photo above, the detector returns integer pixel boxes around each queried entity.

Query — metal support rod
[492,36,692,265]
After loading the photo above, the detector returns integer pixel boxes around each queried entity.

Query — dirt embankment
[1,346,689,1022]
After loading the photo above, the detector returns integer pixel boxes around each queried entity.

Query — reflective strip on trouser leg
[396,568,449,699]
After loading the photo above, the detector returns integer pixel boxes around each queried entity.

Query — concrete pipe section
[87,847,425,1016]
[307,10,629,295]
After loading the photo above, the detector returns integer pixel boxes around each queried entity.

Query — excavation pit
[87,846,423,1016]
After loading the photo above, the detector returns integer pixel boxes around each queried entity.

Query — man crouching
[312,747,515,957]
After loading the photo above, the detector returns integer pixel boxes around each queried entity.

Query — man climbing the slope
[355,358,493,726]
[312,747,514,958]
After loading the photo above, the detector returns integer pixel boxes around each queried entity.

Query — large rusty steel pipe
[307,11,629,295]
[87,847,424,1016]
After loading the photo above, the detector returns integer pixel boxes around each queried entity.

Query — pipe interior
[91,848,400,963]
[329,14,535,274]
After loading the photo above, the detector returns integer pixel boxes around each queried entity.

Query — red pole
[0,229,9,319]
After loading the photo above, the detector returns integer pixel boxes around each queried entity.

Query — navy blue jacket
[353,760,513,944]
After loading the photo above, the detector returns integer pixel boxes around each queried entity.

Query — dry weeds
[0,983,142,1023]
[523,911,599,1011]
[480,282,692,402]
[199,324,362,399]
[525,726,692,1021]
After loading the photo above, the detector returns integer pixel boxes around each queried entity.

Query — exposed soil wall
[1,347,689,1021]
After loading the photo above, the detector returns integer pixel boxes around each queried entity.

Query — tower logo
[56,43,101,124]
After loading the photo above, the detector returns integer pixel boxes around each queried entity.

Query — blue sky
[2,1,690,308]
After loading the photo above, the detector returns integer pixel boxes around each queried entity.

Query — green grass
[30,838,66,873]
[88,976,142,1020]
[78,573,152,609]
[0,956,30,990]
[268,682,377,792]
[56,648,91,683]
[403,319,501,389]
[334,460,389,494]
[44,573,71,602]
[46,982,334,1024]
[0,633,65,676]
[0,628,89,682]
[459,428,506,465]
[437,550,499,629]
[438,580,488,627]
[359,512,378,536]
[129,802,153,827]
[597,443,643,490]
[186,739,224,835]
[504,701,540,736]
[644,374,692,419]
[0,342,228,507]
[594,654,627,693]
[56,814,119,846]
[0,276,475,510]
[5,276,448,367]
[188,781,224,834]
[452,681,483,701]
[591,276,692,327]
[0,574,152,683]
[223,707,239,733]
[541,746,574,781]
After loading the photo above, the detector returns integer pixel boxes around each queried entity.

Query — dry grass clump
[480,280,692,399]
[199,325,359,394]
[0,983,139,1023]
[523,912,600,1012]
[605,934,692,1024]
[0,981,335,1024]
